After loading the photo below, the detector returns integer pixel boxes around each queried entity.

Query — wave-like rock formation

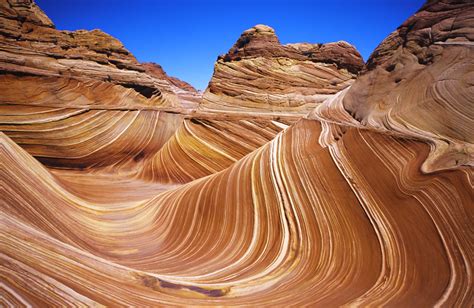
[2,119,473,305]
[1,0,473,306]
[201,24,364,115]
[0,0,202,172]
[311,0,474,173]
[139,117,293,183]
[0,104,184,168]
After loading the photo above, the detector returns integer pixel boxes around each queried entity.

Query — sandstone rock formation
[142,62,201,109]
[142,62,198,93]
[0,0,203,172]
[201,24,364,115]
[0,0,199,109]
[1,0,473,306]
[311,0,474,172]
[2,118,472,305]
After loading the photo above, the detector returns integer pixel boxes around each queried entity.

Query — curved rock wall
[312,0,474,172]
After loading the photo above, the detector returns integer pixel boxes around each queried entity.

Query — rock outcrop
[311,0,474,172]
[0,1,288,172]
[0,0,199,109]
[201,24,364,115]
[0,0,203,171]
[142,62,198,93]
[142,62,201,109]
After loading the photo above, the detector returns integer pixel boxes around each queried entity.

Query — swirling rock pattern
[1,0,474,306]
[312,0,474,173]
[139,117,294,183]
[2,119,473,306]
[0,103,292,187]
[201,24,364,115]
[0,104,184,168]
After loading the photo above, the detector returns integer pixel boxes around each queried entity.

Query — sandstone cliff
[0,0,199,109]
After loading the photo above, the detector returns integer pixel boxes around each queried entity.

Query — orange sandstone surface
[1,0,473,306]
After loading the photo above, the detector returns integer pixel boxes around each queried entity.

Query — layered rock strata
[201,24,364,115]
[311,0,474,172]
[0,0,199,109]
[1,0,473,306]
[2,118,473,305]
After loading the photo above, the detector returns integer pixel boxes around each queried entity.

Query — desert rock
[201,24,364,115]
[1,0,473,306]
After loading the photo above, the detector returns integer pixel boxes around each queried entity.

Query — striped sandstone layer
[0,0,199,110]
[311,0,474,173]
[1,0,473,306]
[201,24,364,115]
[2,119,472,305]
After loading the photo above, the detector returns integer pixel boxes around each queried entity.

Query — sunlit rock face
[311,0,474,172]
[201,24,364,115]
[0,0,201,171]
[0,0,199,109]
[1,0,473,306]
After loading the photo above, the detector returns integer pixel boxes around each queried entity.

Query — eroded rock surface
[142,62,198,93]
[1,0,473,307]
[312,0,474,172]
[201,24,364,115]
[0,0,199,108]
[142,62,201,109]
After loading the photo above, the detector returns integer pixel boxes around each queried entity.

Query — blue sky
[36,0,425,90]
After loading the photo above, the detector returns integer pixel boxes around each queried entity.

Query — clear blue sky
[36,0,425,90]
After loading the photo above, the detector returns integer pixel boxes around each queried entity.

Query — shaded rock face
[312,0,473,172]
[0,0,199,108]
[142,62,198,93]
[202,24,364,115]
[142,62,198,94]
[140,62,201,109]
